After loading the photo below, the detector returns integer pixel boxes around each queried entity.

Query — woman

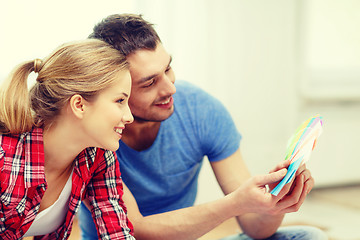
[0,39,135,239]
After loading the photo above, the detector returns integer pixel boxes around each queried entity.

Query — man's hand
[268,160,314,213]
[227,160,314,217]
[225,168,288,216]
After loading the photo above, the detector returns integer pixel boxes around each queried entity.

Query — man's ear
[70,94,87,119]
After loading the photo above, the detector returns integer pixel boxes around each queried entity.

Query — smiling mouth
[155,96,174,107]
[158,98,170,105]
[114,128,123,134]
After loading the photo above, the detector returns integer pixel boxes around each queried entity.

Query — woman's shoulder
[80,147,116,170]
[0,129,44,169]
[1,128,42,150]
[0,133,23,152]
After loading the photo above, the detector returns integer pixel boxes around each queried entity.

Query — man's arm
[211,149,314,239]
[122,159,292,240]
[123,183,233,240]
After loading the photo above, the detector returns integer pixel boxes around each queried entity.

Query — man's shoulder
[171,80,226,125]
[174,80,210,102]
[175,80,203,93]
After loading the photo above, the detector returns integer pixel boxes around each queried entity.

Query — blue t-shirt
[78,80,241,238]
[119,80,241,216]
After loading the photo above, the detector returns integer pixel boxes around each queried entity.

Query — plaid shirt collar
[22,127,46,188]
[1,128,46,191]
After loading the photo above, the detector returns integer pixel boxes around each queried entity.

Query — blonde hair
[0,39,128,134]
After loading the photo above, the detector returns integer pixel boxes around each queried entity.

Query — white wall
[137,0,300,173]
[0,0,136,79]
[296,0,360,187]
[135,0,360,203]
[1,0,359,204]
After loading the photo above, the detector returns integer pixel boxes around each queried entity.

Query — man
[78,14,327,240]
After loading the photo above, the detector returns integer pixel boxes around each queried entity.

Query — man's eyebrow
[139,74,158,83]
[138,55,173,83]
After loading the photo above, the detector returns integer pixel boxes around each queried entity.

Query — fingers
[296,167,313,193]
[295,163,308,177]
[269,160,291,173]
[249,161,315,216]
[241,169,313,216]
[296,163,305,174]
[272,175,297,200]
[256,169,287,186]
[276,174,305,212]
[303,173,314,194]
[278,170,316,214]
[283,184,308,213]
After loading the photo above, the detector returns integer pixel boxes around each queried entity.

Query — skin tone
[39,70,133,212]
[117,43,314,239]
[121,43,175,151]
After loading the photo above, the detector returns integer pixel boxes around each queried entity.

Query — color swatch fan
[271,115,323,196]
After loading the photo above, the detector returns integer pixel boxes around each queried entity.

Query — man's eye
[165,66,172,73]
[144,79,155,87]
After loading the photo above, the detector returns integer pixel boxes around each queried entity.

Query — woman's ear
[70,94,86,119]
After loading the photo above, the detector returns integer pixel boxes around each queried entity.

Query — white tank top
[24,171,73,237]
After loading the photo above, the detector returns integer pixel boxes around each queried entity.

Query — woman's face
[81,70,133,151]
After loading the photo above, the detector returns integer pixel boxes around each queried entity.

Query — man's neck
[121,120,161,151]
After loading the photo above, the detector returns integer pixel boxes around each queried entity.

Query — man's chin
[133,109,174,123]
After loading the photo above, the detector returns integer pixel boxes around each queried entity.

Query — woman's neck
[42,120,84,174]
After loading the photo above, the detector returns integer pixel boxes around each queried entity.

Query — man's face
[127,43,176,122]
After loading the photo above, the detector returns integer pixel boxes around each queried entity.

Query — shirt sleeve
[192,85,242,162]
[85,149,134,240]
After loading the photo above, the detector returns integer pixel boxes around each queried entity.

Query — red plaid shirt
[0,128,134,240]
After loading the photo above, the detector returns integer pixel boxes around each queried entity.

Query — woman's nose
[123,105,134,124]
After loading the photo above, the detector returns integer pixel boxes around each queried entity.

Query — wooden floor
[284,184,360,240]
[65,217,241,240]
[64,217,241,240]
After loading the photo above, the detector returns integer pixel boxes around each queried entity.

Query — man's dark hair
[89,14,161,56]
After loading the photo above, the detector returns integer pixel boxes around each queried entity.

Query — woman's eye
[117,98,125,103]
[165,66,172,73]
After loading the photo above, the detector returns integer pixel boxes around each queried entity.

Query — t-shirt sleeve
[185,82,242,162]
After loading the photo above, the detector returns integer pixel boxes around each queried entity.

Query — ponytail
[0,60,36,134]
[1,39,128,135]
